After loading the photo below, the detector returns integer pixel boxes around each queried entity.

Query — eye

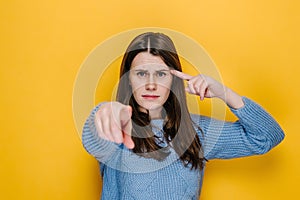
[136,71,148,77]
[156,71,167,78]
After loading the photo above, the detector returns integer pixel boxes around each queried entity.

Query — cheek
[160,78,173,90]
[131,85,144,100]
[157,84,171,98]
[130,82,145,93]
[162,87,171,97]
[129,77,145,90]
[163,80,173,99]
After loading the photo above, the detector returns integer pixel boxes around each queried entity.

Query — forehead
[131,52,167,68]
[131,64,170,72]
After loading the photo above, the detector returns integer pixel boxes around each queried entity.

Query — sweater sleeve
[192,97,285,160]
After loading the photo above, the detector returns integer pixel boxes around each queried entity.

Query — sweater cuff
[229,96,259,117]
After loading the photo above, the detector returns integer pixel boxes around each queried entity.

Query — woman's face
[129,52,173,118]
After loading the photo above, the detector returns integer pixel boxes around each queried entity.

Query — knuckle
[100,107,109,115]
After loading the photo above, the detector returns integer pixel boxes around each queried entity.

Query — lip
[141,94,160,100]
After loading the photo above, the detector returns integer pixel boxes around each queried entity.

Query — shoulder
[189,113,229,141]
[189,114,212,138]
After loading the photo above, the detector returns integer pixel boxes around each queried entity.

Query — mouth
[141,94,160,100]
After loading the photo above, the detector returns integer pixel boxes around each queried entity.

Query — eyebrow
[133,69,170,72]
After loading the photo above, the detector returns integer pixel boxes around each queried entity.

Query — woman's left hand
[170,70,245,109]
[170,70,226,101]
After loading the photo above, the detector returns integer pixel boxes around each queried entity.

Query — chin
[139,103,163,112]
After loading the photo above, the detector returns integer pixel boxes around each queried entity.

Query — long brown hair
[116,32,205,170]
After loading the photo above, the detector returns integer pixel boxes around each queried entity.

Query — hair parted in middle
[116,32,206,170]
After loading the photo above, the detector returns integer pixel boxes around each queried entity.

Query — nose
[145,74,157,91]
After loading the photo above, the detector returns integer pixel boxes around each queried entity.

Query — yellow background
[1,0,299,199]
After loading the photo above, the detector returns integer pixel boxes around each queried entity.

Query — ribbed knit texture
[82,97,284,200]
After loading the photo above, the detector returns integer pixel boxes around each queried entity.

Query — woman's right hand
[94,102,135,149]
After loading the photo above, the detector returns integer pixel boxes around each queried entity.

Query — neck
[149,109,162,119]
[139,106,163,119]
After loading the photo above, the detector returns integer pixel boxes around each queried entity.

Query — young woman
[82,32,284,199]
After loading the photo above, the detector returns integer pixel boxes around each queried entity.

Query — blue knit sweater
[82,97,284,200]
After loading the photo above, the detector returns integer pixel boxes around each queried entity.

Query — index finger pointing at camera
[119,106,134,149]
[170,70,193,80]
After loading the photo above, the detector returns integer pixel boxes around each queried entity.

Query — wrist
[223,87,244,109]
